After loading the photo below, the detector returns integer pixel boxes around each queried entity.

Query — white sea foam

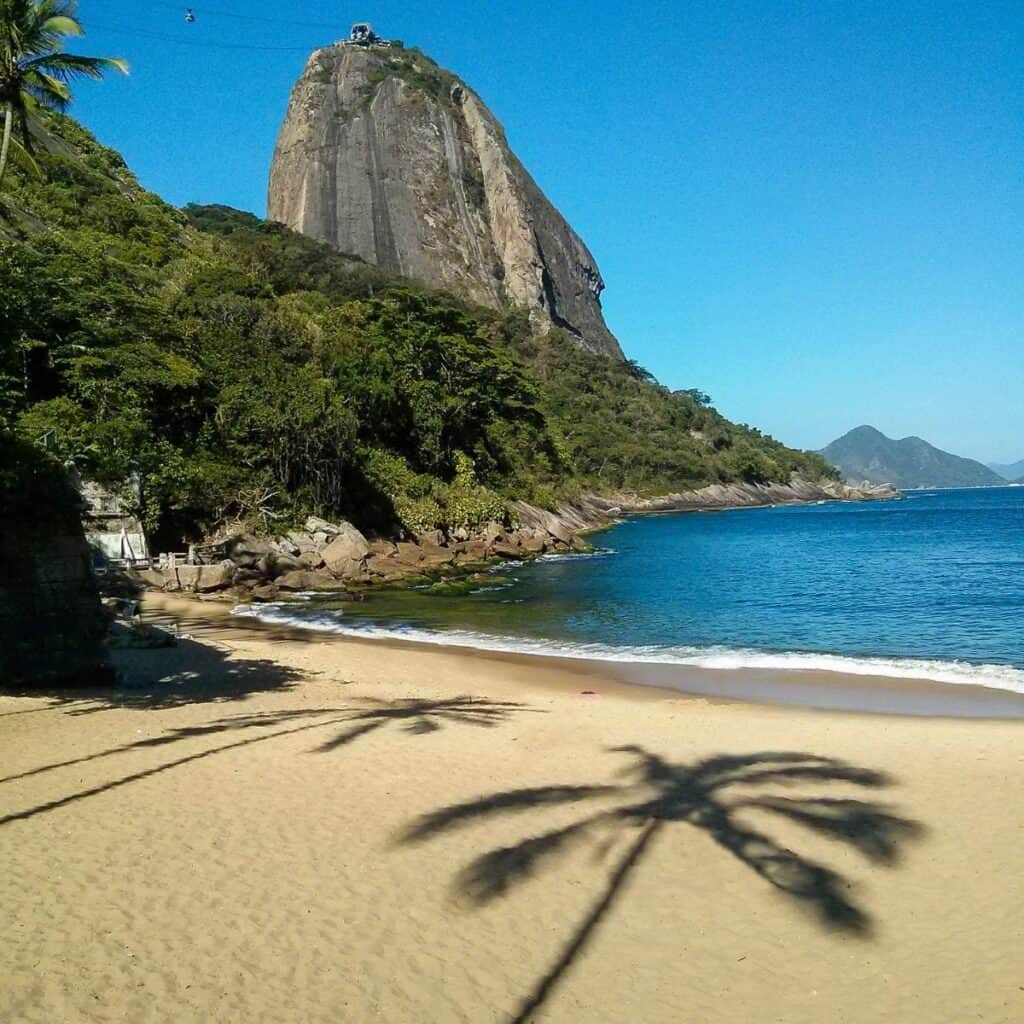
[230,603,1024,696]
[538,548,616,563]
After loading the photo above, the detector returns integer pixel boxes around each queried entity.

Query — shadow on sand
[0,634,308,714]
[0,693,533,826]
[400,746,924,1023]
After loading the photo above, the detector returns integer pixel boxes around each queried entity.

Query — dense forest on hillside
[0,115,835,547]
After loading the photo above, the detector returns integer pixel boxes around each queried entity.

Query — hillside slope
[987,459,1024,481]
[1,115,836,550]
[822,426,1003,488]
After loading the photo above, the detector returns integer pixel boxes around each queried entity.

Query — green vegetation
[1,114,835,549]
[356,47,460,112]
[0,0,127,186]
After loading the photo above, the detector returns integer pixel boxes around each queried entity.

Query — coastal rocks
[275,570,352,592]
[610,478,900,513]
[320,522,371,579]
[132,476,896,605]
[170,562,236,593]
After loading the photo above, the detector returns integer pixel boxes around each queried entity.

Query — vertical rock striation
[268,44,622,357]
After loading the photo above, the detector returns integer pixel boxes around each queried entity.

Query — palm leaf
[26,53,130,79]
[37,15,85,38]
[7,135,42,177]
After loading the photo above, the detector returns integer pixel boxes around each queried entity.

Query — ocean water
[235,487,1024,698]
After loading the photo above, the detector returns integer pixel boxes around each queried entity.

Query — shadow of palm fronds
[401,746,923,1022]
[312,696,533,752]
[1,695,533,826]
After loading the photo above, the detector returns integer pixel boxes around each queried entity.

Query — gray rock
[276,570,352,592]
[321,522,371,574]
[415,528,446,548]
[480,521,504,546]
[268,45,622,358]
[365,555,414,582]
[304,515,343,536]
[171,562,235,593]
[226,535,276,569]
[261,552,304,579]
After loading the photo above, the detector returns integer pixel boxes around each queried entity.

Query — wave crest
[230,603,1024,696]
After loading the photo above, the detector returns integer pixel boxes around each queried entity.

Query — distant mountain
[987,459,1024,482]
[820,426,1005,489]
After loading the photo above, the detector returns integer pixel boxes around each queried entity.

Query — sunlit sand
[2,596,1021,1023]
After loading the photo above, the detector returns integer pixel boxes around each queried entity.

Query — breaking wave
[230,602,1024,697]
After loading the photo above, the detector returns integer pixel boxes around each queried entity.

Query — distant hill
[821,426,1005,489]
[987,459,1024,482]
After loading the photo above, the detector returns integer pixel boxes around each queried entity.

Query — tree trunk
[0,102,14,188]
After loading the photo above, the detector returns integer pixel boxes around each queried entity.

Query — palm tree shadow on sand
[400,746,924,1023]
[0,696,534,827]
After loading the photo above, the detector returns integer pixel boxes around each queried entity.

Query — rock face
[268,43,622,358]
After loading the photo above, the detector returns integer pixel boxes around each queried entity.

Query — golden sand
[2,595,1022,1023]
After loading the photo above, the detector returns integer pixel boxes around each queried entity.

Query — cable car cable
[81,20,314,52]
[87,0,343,32]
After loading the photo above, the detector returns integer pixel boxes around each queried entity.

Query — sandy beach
[2,595,1022,1023]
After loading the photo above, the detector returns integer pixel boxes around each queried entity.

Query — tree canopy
[1,114,836,547]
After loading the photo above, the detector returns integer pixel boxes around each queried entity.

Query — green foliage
[362,449,507,534]
[501,326,837,492]
[0,0,128,187]
[1,114,836,549]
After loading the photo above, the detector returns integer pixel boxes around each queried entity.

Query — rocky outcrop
[134,480,897,603]
[136,512,581,602]
[514,478,899,540]
[268,44,621,357]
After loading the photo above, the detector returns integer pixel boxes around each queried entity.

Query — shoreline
[129,478,896,603]
[146,592,1024,719]
[4,588,1022,1023]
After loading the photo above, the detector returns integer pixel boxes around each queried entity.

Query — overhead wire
[80,20,326,52]
[85,0,345,32]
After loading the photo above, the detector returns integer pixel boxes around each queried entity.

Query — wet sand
[1,595,1022,1023]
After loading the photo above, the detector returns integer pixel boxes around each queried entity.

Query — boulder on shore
[320,522,371,576]
[171,561,235,593]
[275,570,352,593]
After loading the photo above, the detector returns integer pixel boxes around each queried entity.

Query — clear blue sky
[70,1,1023,462]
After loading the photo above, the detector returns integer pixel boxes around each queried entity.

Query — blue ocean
[236,487,1024,700]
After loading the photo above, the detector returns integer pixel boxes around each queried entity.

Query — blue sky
[70,1,1023,462]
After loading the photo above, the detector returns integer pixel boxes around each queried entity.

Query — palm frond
[7,135,42,178]
[37,15,85,39]
[26,53,130,80]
